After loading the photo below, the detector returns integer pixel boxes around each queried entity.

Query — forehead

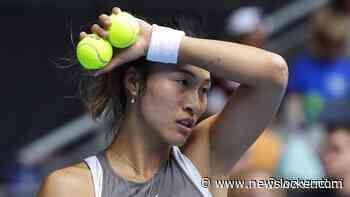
[328,129,350,144]
[153,63,211,81]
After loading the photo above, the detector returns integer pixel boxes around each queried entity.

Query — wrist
[143,24,153,57]
[146,24,185,64]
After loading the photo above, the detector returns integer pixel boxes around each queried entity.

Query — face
[138,64,211,146]
[320,128,350,178]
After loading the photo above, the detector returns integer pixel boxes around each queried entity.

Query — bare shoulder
[37,162,94,197]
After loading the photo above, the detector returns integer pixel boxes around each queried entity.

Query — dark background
[0,0,292,182]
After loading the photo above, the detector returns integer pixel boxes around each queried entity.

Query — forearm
[178,36,288,88]
[178,36,289,175]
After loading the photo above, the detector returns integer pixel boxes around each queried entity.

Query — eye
[202,87,209,93]
[176,79,190,87]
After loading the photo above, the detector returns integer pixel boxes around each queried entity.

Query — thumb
[93,56,126,76]
[93,45,145,76]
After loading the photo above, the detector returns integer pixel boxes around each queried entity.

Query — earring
[131,98,135,104]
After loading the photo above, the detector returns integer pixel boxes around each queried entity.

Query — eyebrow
[176,68,211,86]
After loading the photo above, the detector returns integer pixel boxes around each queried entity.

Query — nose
[183,91,203,117]
[184,105,195,117]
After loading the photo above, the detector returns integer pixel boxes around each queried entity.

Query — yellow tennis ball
[107,12,140,48]
[76,34,113,70]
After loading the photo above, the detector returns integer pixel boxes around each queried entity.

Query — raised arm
[178,36,288,176]
[86,7,289,178]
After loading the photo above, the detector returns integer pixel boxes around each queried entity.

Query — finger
[112,7,122,15]
[93,56,125,76]
[79,32,88,40]
[99,14,112,29]
[90,24,108,38]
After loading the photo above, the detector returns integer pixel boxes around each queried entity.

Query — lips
[176,118,194,129]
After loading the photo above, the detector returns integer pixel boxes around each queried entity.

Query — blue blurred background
[1,0,350,196]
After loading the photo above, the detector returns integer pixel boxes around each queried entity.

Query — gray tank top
[85,146,211,197]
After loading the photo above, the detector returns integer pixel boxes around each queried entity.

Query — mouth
[176,118,195,135]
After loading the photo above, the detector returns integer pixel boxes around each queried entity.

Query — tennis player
[38,7,288,197]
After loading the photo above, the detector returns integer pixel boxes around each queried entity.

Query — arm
[37,164,93,197]
[179,37,288,176]
[87,7,288,177]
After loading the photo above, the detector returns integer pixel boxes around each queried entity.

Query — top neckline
[100,147,174,185]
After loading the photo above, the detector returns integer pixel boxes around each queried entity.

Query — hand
[79,7,152,76]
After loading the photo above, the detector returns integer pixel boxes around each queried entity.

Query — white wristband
[146,24,185,64]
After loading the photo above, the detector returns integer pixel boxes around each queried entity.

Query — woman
[38,7,288,197]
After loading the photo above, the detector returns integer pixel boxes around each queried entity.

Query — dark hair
[79,14,206,133]
[319,99,350,134]
[331,0,350,13]
[310,8,347,52]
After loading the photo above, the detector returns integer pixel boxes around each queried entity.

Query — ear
[123,66,142,97]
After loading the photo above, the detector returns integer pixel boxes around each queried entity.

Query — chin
[170,139,187,147]
[164,133,188,147]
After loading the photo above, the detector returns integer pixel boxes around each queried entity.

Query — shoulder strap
[172,146,213,197]
[84,156,103,197]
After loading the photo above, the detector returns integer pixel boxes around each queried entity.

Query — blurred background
[1,0,350,196]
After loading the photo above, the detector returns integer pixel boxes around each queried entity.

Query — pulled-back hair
[79,13,207,131]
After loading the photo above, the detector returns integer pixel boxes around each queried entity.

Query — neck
[107,109,171,180]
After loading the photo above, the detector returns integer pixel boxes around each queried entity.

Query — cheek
[202,96,208,111]
[335,151,350,167]
[324,150,350,174]
[140,81,183,128]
